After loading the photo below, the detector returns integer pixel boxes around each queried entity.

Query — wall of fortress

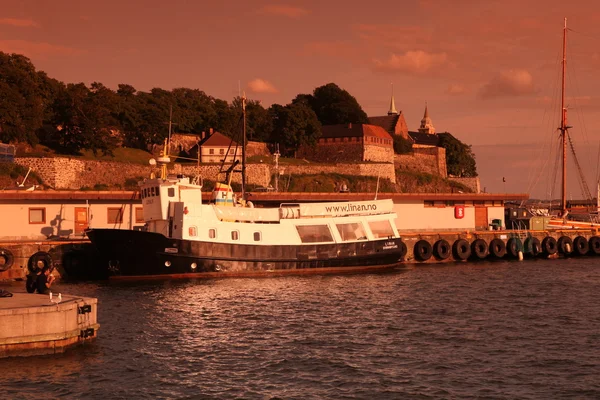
[394,147,447,178]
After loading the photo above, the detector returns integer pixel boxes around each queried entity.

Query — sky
[2,0,600,198]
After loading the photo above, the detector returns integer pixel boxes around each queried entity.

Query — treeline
[0,52,369,157]
[0,52,477,176]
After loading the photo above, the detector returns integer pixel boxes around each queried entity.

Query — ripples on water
[1,258,600,399]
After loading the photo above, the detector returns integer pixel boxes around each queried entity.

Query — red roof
[198,131,238,148]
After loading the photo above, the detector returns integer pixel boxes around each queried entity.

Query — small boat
[86,97,407,279]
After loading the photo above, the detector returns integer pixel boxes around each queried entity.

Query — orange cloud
[446,84,467,95]
[259,5,309,18]
[248,78,278,94]
[0,39,82,58]
[373,51,448,74]
[0,18,39,28]
[479,69,535,99]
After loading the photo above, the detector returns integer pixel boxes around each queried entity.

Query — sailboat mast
[560,17,568,214]
[241,94,247,200]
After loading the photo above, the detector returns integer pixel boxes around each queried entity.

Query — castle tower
[388,84,398,116]
[418,103,435,134]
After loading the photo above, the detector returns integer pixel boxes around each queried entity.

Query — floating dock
[0,292,98,358]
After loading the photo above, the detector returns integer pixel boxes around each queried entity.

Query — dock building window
[107,208,124,224]
[135,207,144,223]
[231,231,239,240]
[336,222,367,241]
[368,220,394,239]
[29,208,46,224]
[296,225,334,243]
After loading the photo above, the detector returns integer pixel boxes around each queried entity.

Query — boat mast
[560,17,569,215]
[241,93,247,200]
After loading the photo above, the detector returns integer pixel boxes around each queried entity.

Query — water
[1,258,600,399]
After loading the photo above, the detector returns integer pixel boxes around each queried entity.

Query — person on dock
[36,266,55,294]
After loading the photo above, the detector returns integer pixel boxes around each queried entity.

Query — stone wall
[394,147,447,177]
[297,143,363,163]
[448,177,481,193]
[246,141,271,158]
[282,162,396,183]
[364,144,394,162]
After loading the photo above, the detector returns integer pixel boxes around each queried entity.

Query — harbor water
[1,258,599,399]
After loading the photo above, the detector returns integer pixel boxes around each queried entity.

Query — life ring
[28,251,53,273]
[541,236,558,256]
[471,239,488,260]
[588,236,600,255]
[557,236,573,256]
[413,240,433,262]
[452,239,471,260]
[524,237,541,257]
[572,236,588,256]
[506,238,523,258]
[433,239,451,260]
[488,238,507,258]
[0,248,14,272]
[398,241,408,260]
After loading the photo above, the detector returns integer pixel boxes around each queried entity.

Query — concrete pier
[0,292,99,358]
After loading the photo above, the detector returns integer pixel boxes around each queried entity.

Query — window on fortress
[108,208,124,224]
[368,220,395,239]
[29,208,46,224]
[296,225,334,243]
[135,207,144,223]
[220,149,224,155]
[209,149,215,155]
[336,222,367,241]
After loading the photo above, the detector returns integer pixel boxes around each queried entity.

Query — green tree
[269,102,321,156]
[393,135,413,154]
[294,83,369,125]
[0,53,48,145]
[437,132,478,177]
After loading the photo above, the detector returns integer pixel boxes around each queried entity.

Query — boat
[85,96,407,279]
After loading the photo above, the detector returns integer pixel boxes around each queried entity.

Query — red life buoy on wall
[454,205,465,219]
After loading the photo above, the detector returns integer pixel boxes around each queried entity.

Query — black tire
[542,236,558,256]
[489,238,507,258]
[506,238,523,258]
[28,251,52,274]
[433,239,451,260]
[452,239,471,260]
[414,240,433,262]
[471,239,488,260]
[573,236,589,256]
[398,241,408,260]
[0,248,14,271]
[557,236,573,256]
[524,237,541,257]
[588,236,600,255]
[62,251,88,278]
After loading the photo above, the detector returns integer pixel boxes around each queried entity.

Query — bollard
[518,251,523,261]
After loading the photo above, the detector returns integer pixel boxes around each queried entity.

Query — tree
[393,135,413,154]
[294,83,369,125]
[269,102,321,156]
[0,53,47,145]
[437,132,478,177]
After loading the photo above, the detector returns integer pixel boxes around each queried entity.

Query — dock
[0,291,99,358]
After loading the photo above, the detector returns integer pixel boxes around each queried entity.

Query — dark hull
[86,228,405,280]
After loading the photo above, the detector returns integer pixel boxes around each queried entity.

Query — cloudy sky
[2,0,600,198]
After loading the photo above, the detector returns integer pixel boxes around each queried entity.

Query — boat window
[231,231,239,241]
[29,208,46,224]
[155,187,160,196]
[150,187,155,197]
[168,188,175,197]
[253,232,261,242]
[107,208,124,224]
[209,229,216,239]
[336,222,367,241]
[189,226,197,237]
[135,207,144,223]
[368,220,395,239]
[295,225,334,243]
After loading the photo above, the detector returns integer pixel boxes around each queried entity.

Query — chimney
[201,131,206,140]
[348,123,352,129]
[209,127,214,135]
